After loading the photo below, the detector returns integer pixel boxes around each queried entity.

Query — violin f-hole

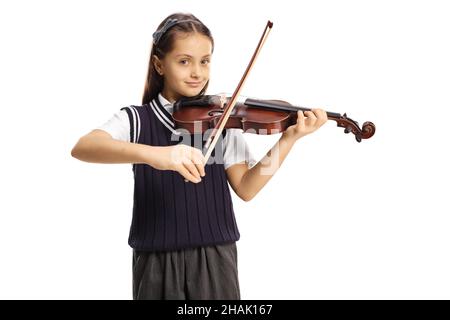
[208,109,224,117]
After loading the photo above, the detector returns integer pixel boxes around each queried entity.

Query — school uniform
[98,94,256,299]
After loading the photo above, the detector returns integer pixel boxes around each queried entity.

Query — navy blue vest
[121,97,240,252]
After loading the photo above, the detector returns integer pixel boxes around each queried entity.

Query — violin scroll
[333,113,376,142]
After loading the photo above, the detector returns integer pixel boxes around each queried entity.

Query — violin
[173,94,376,143]
[173,21,374,164]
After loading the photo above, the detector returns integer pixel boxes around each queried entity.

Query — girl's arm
[71,129,205,183]
[226,109,327,201]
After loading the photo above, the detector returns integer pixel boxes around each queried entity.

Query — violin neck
[244,98,341,119]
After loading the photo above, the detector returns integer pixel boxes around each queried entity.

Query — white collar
[158,93,173,112]
[150,93,179,135]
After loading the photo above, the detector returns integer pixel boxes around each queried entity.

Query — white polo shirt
[97,94,257,170]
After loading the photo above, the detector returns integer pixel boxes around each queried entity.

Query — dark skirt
[132,242,240,300]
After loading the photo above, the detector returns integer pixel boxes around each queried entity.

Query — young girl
[71,13,327,300]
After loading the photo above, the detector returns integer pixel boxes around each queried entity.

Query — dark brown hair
[142,13,214,105]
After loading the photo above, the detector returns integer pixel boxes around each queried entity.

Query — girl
[71,13,327,300]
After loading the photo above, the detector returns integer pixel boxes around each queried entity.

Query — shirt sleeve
[96,109,130,142]
[223,129,258,170]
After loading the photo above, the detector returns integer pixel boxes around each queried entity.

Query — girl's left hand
[281,109,328,142]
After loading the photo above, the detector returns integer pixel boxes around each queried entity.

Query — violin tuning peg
[344,126,352,134]
[355,135,362,143]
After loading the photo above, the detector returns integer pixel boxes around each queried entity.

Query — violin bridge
[219,94,227,109]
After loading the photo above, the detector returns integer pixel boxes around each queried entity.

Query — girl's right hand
[145,145,206,183]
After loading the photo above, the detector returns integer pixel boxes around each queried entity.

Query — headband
[152,18,198,45]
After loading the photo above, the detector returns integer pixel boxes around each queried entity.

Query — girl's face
[155,32,212,103]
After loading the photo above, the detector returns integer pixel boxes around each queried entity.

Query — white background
[1,0,449,299]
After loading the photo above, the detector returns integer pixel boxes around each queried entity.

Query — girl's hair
[142,13,214,105]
